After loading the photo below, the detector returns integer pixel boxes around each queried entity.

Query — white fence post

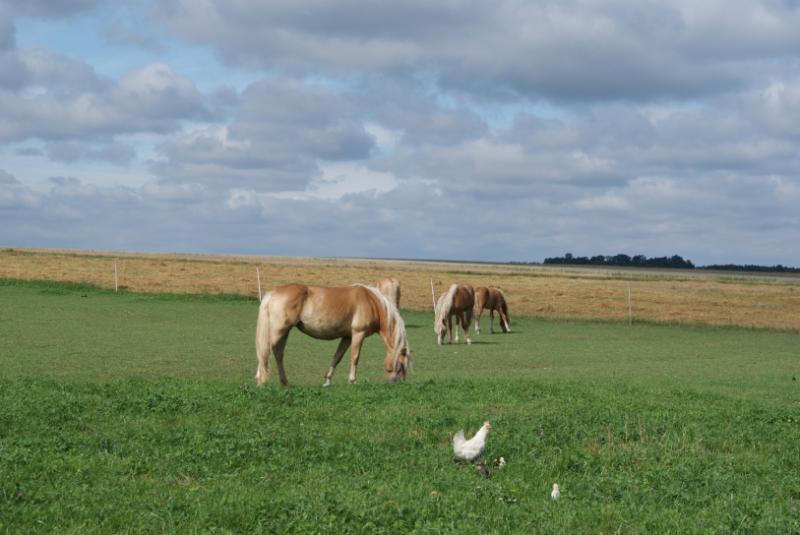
[256,266,262,300]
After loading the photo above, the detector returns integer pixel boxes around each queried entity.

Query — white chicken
[452,421,492,462]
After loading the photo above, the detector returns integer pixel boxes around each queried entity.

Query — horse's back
[298,285,381,338]
[453,284,475,310]
[490,287,507,306]
[269,284,309,316]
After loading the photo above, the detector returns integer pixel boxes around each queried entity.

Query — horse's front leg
[499,308,510,333]
[490,309,495,333]
[474,308,482,335]
[323,337,351,387]
[461,311,472,344]
[448,315,455,343]
[348,332,367,384]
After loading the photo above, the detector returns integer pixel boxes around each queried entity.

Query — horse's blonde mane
[434,283,459,334]
[354,284,411,373]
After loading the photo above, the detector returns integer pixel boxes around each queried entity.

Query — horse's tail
[255,291,273,385]
[472,287,484,334]
[498,289,511,332]
[473,287,485,316]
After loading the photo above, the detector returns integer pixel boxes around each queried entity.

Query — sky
[1,0,799,265]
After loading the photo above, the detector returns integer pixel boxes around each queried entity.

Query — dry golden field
[2,248,800,330]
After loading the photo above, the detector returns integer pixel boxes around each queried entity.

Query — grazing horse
[434,283,475,345]
[255,284,411,387]
[474,286,511,334]
[376,277,401,309]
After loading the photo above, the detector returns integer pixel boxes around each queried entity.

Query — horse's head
[387,345,411,383]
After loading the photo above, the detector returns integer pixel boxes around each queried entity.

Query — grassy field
[1,279,799,533]
[2,247,800,330]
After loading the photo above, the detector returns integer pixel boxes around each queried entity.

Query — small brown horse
[255,284,411,387]
[474,286,511,334]
[434,283,475,345]
[376,277,401,309]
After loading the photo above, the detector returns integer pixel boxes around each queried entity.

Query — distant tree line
[538,253,800,273]
[543,253,695,269]
[698,263,800,273]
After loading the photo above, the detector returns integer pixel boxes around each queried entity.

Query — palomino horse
[474,286,511,334]
[376,277,401,309]
[255,284,411,387]
[434,283,475,345]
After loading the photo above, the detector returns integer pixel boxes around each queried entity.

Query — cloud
[0,169,18,183]
[153,77,375,191]
[3,0,101,19]
[1,1,800,265]
[13,47,104,91]
[151,0,800,102]
[0,10,14,51]
[141,179,209,202]
[269,161,398,201]
[0,62,208,142]
[45,141,136,164]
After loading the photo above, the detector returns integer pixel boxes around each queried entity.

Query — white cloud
[142,179,208,202]
[270,162,398,201]
[0,59,207,142]
[575,192,629,211]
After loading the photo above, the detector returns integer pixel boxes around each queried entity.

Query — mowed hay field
[2,247,800,330]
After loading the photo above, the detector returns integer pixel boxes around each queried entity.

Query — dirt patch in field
[2,248,799,330]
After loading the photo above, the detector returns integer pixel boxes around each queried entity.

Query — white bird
[551,483,561,500]
[452,421,492,462]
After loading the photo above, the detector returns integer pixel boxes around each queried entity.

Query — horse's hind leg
[272,334,290,386]
[256,344,270,386]
[490,309,495,333]
[323,337,351,387]
[347,332,366,384]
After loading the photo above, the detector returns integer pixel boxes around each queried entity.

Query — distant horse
[255,284,411,387]
[474,287,511,334]
[434,283,475,345]
[376,277,401,309]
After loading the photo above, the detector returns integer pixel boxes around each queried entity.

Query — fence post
[114,261,118,292]
[430,278,437,312]
[627,285,632,325]
[256,266,262,300]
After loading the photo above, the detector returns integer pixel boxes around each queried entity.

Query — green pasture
[1,279,798,533]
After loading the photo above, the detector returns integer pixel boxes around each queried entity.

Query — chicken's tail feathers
[452,430,466,449]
